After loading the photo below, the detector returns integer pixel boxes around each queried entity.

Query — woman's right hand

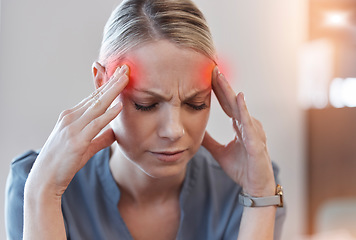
[26,65,129,198]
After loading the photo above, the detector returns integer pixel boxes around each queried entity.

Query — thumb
[86,128,116,160]
[202,131,223,160]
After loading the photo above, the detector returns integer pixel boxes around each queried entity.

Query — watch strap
[238,185,284,207]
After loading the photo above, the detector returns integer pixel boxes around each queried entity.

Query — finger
[232,118,243,142]
[57,66,124,124]
[57,98,94,124]
[212,67,233,117]
[79,65,127,113]
[81,101,123,141]
[212,67,240,121]
[75,81,108,110]
[79,74,128,127]
[83,128,116,161]
[57,84,109,127]
[237,92,253,128]
[236,92,259,148]
[202,131,223,159]
[252,117,267,143]
[76,69,129,129]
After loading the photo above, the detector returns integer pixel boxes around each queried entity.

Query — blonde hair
[99,0,216,66]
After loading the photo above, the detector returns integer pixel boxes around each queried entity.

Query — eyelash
[186,103,208,111]
[134,103,158,111]
[134,103,208,112]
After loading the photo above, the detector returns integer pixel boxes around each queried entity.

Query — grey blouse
[5,146,285,240]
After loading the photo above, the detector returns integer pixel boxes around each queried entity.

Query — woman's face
[107,40,215,178]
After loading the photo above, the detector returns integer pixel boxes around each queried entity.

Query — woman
[5,0,285,239]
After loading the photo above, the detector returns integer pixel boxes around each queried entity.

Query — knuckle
[254,118,262,126]
[262,132,267,142]
[60,113,75,126]
[250,117,259,126]
[245,138,257,149]
[89,118,102,130]
[58,109,72,121]
[246,139,267,154]
[89,98,102,110]
[93,100,102,108]
[252,118,265,132]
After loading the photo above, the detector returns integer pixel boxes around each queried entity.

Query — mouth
[150,149,187,162]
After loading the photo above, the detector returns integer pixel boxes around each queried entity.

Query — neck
[109,143,186,206]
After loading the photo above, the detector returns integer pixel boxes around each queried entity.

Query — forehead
[108,40,215,90]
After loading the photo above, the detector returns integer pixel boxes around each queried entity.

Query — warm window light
[324,12,350,27]
[329,78,356,108]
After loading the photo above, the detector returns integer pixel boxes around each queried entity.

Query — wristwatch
[238,184,284,207]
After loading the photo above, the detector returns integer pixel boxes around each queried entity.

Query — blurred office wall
[0,0,308,239]
[303,0,356,237]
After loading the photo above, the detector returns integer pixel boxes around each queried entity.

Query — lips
[150,149,186,162]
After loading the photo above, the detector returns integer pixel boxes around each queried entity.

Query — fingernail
[241,92,245,101]
[119,64,128,74]
[112,101,123,110]
[215,65,220,75]
[112,66,122,79]
[219,72,227,83]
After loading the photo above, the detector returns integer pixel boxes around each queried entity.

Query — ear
[92,61,107,89]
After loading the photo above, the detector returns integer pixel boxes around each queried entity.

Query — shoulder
[5,150,39,240]
[6,149,39,201]
[9,150,39,182]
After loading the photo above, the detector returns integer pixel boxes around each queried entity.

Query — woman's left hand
[202,66,276,197]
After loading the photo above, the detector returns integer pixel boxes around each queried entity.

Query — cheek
[184,109,210,140]
[110,100,156,151]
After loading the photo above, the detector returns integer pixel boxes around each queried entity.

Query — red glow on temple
[123,63,136,89]
[201,62,216,86]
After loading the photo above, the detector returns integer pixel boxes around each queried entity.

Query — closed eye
[134,103,158,112]
[133,102,208,112]
[186,103,208,111]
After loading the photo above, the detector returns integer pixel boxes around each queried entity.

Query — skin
[105,41,214,239]
[107,40,213,180]
[23,40,277,240]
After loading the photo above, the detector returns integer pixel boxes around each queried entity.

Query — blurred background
[1,0,355,239]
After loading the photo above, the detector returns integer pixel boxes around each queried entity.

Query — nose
[157,106,185,141]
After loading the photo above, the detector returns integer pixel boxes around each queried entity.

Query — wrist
[243,180,276,197]
[239,184,284,208]
[24,176,66,240]
[25,173,63,203]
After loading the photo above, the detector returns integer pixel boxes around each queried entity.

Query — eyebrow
[132,86,211,101]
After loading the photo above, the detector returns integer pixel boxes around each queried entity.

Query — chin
[144,165,188,179]
[134,154,191,180]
